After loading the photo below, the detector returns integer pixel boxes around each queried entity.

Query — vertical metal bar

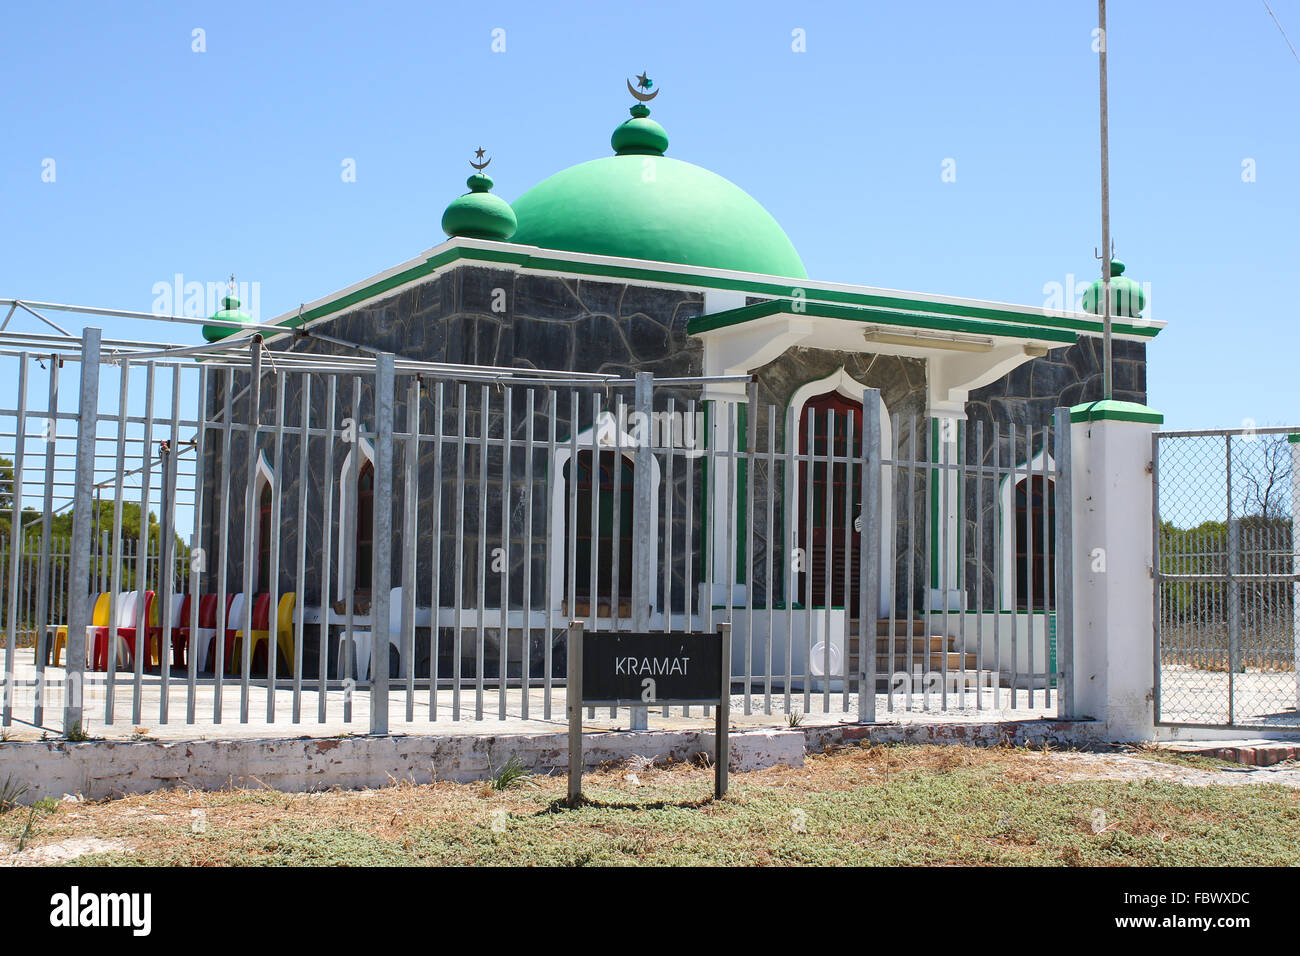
[32,354,58,726]
[4,354,29,728]
[921,416,931,712]
[475,385,489,721]
[317,375,337,723]
[992,422,1002,710]
[939,415,950,712]
[265,370,286,723]
[237,348,260,722]
[1227,434,1239,724]
[726,400,737,719]
[566,390,580,719]
[1039,420,1052,707]
[804,409,815,714]
[567,621,584,804]
[292,373,310,722]
[765,405,775,714]
[402,376,419,722]
[744,380,758,716]
[429,381,444,721]
[131,362,156,724]
[158,365,182,723]
[544,389,557,720]
[610,395,623,720]
[1008,423,1019,708]
[105,363,129,724]
[63,330,101,733]
[841,407,854,712]
[684,398,696,718]
[522,387,535,721]
[860,389,881,723]
[213,368,234,722]
[958,420,968,709]
[342,377,360,723]
[716,621,731,799]
[631,372,653,730]
[369,353,394,735]
[661,395,675,719]
[499,385,511,720]
[976,419,985,711]
[186,364,206,724]
[452,383,467,722]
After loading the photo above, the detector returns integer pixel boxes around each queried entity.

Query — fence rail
[0,329,1071,733]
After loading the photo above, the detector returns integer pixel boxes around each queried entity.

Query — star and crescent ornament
[627,71,659,102]
[470,147,491,171]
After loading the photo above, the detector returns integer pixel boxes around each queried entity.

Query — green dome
[203,294,253,343]
[442,171,517,241]
[1082,259,1145,319]
[510,105,806,279]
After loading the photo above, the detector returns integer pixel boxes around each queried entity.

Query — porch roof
[686,299,1081,347]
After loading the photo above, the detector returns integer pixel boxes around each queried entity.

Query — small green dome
[442,169,517,241]
[1082,259,1146,318]
[203,293,253,343]
[511,103,805,278]
[611,103,669,156]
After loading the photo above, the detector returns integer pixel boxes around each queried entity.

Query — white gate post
[1068,399,1163,741]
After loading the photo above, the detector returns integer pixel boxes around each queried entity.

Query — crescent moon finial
[469,146,492,171]
[627,72,659,103]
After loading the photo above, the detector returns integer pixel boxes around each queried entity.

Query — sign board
[567,622,731,802]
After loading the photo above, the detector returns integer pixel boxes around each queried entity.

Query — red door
[798,392,863,615]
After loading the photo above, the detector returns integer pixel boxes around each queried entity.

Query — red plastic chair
[225,594,271,674]
[178,593,235,672]
[92,591,156,671]
[146,593,191,669]
[115,590,157,668]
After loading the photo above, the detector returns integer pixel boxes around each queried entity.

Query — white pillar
[928,404,964,611]
[1069,400,1163,740]
[701,388,748,610]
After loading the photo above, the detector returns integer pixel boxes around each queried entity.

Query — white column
[702,388,748,609]
[1070,403,1162,740]
[928,403,964,611]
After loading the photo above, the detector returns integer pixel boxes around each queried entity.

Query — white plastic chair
[337,587,405,682]
[93,591,136,669]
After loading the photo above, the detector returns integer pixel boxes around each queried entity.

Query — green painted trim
[261,245,1165,345]
[1069,400,1164,425]
[687,299,1080,345]
[1288,434,1300,444]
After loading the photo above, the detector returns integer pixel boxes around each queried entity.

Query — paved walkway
[0,651,1056,740]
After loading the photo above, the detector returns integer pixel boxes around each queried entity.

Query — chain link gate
[1154,426,1300,729]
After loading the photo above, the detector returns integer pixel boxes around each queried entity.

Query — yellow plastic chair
[235,593,297,673]
[50,592,110,666]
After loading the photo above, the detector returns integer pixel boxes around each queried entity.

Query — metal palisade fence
[0,329,1073,734]
[1154,425,1299,730]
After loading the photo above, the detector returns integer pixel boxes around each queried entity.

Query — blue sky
[2,0,1298,431]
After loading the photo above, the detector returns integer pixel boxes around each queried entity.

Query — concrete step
[874,652,980,671]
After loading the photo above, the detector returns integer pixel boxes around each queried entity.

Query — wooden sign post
[567,621,731,803]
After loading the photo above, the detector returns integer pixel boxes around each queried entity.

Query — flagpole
[1099,0,1114,400]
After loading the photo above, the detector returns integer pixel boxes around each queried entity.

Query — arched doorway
[1014,475,1055,611]
[798,391,863,614]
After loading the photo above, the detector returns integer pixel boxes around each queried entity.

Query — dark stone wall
[200,267,708,640]
[960,335,1149,609]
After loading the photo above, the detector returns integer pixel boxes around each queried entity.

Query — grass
[488,755,529,791]
[1,744,1297,866]
[0,776,29,813]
